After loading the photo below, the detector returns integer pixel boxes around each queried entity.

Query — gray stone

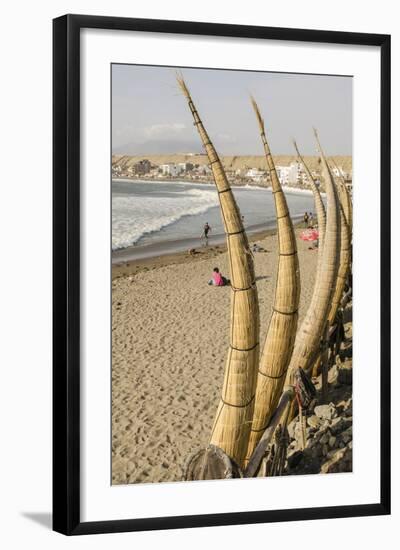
[310,445,322,459]
[345,403,353,416]
[321,447,352,474]
[341,427,352,444]
[337,368,352,385]
[307,415,321,428]
[329,436,337,448]
[314,403,338,420]
[328,364,339,384]
[287,420,298,440]
[329,416,352,435]
[320,432,331,445]
[287,450,304,469]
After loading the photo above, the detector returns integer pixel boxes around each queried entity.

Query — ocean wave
[112,187,219,250]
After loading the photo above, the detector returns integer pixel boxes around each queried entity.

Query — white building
[332,166,345,178]
[276,165,290,185]
[245,168,266,182]
[160,163,180,177]
[287,161,303,185]
[196,165,212,176]
[177,162,194,173]
[276,162,307,186]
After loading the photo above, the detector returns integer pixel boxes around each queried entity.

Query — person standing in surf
[201,222,212,246]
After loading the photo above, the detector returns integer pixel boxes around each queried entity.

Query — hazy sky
[112,64,352,156]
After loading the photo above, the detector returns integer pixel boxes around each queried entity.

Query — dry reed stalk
[293,139,326,251]
[326,177,351,325]
[331,158,353,230]
[244,98,300,463]
[285,128,340,387]
[177,75,259,466]
[292,141,328,380]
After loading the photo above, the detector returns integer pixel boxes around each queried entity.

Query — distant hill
[113,140,203,155]
[111,154,352,173]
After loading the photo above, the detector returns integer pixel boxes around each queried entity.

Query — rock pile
[285,362,353,475]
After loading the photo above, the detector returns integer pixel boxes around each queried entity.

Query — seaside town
[112,154,353,193]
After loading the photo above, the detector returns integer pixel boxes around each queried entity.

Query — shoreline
[112,217,306,269]
[112,221,307,280]
[112,175,322,196]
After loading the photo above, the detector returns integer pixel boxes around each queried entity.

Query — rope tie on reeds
[226,228,245,237]
[221,394,255,409]
[230,342,259,353]
[250,426,268,434]
[231,285,256,293]
[272,189,283,195]
[272,307,298,316]
[218,188,231,195]
[258,368,287,380]
[276,213,290,220]
[279,251,297,257]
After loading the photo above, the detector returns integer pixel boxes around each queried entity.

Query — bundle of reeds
[245,98,300,463]
[326,170,352,325]
[293,139,326,250]
[331,158,353,230]
[285,128,341,385]
[293,139,328,379]
[177,75,259,467]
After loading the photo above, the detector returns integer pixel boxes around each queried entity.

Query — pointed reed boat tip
[249,96,265,134]
[176,73,190,98]
[313,127,324,155]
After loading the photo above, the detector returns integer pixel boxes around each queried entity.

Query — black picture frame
[53,14,391,535]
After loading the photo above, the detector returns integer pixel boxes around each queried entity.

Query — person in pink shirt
[208,267,229,286]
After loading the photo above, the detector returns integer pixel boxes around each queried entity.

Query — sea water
[112,179,316,252]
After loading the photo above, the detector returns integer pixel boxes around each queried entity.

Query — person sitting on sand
[252,242,264,253]
[208,267,229,286]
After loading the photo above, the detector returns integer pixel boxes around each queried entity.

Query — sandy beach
[111,226,327,484]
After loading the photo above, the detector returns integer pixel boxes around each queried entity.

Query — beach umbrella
[244,98,300,464]
[177,75,259,467]
[293,139,326,251]
[285,128,341,389]
[299,228,319,242]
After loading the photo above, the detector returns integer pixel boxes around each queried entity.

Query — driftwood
[341,287,352,309]
[244,387,295,478]
[184,444,243,481]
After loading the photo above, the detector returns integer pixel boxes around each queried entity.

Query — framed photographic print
[53,14,391,535]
